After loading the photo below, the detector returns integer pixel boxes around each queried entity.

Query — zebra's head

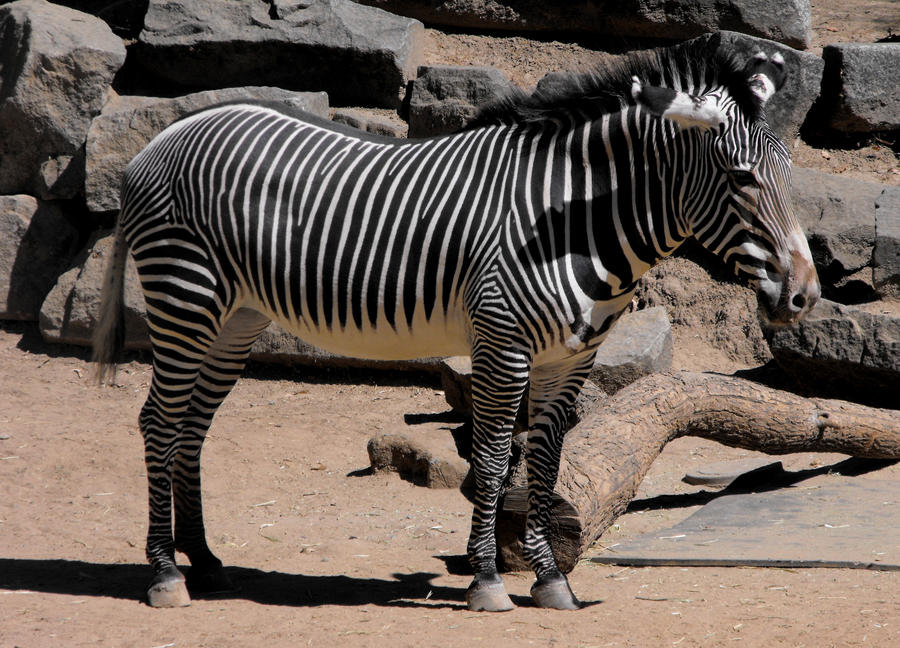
[632,51,820,327]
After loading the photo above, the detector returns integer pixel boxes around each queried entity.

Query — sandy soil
[1,316,898,648]
[2,3,899,647]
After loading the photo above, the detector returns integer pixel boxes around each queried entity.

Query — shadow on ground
[0,558,469,609]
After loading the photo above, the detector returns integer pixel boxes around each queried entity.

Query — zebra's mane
[469,40,764,128]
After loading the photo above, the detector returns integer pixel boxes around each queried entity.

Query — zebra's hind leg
[465,342,530,612]
[173,308,271,596]
[523,352,596,610]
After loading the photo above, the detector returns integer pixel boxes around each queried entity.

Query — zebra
[93,42,819,612]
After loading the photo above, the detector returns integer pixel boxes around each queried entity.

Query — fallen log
[495,370,900,572]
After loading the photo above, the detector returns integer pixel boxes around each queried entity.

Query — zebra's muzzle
[757,247,820,327]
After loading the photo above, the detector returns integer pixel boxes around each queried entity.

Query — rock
[50,0,150,38]
[764,299,900,409]
[408,65,514,137]
[635,255,772,366]
[39,232,149,349]
[331,108,408,138]
[368,431,470,488]
[822,43,900,133]
[873,187,900,299]
[356,0,812,50]
[0,0,127,199]
[85,88,330,213]
[591,307,673,393]
[791,167,882,302]
[0,196,79,321]
[683,458,784,487]
[130,0,424,109]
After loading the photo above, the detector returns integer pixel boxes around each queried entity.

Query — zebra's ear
[744,52,786,106]
[630,76,726,130]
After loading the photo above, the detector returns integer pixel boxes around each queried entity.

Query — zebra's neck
[505,107,689,303]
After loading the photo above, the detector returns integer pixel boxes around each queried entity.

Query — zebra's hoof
[465,577,515,612]
[147,569,191,608]
[531,577,581,610]
[187,565,235,595]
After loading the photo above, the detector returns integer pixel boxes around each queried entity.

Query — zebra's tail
[92,226,128,385]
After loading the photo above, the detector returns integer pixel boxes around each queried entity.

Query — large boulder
[39,232,149,349]
[129,0,424,108]
[589,306,673,393]
[408,65,514,137]
[0,0,126,199]
[822,43,900,133]
[85,88,330,213]
[791,167,883,302]
[765,299,900,409]
[634,255,771,366]
[0,196,79,321]
[357,0,812,50]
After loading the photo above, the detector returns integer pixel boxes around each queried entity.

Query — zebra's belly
[265,308,473,362]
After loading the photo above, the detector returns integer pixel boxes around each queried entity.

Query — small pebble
[0,434,10,440]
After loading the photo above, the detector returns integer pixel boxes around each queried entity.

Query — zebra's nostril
[791,293,806,311]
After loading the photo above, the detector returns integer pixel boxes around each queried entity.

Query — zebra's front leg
[523,352,596,610]
[465,344,530,612]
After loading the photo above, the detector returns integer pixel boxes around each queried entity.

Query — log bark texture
[496,371,900,572]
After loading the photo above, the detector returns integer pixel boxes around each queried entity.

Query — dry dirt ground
[2,2,899,647]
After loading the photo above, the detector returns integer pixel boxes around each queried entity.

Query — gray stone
[39,232,149,349]
[765,299,900,409]
[368,431,470,488]
[823,43,900,133]
[85,88,330,213]
[331,108,407,138]
[635,255,772,366]
[132,0,424,109]
[357,0,811,50]
[0,195,79,321]
[591,306,673,393]
[873,187,900,299]
[791,167,882,302]
[0,0,126,199]
[408,65,514,138]
[683,459,784,487]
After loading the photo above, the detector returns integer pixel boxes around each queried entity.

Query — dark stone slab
[592,478,900,569]
[764,298,900,409]
[357,0,812,50]
[408,65,514,138]
[822,43,900,133]
[130,0,424,108]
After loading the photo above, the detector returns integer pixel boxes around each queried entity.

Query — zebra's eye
[729,169,758,187]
